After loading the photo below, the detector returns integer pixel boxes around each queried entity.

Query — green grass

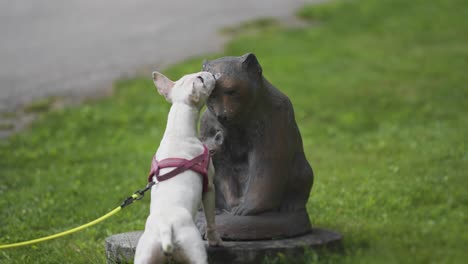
[1,0,467,263]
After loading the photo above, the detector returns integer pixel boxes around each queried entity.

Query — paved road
[0,0,321,112]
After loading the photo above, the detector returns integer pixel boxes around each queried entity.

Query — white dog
[134,71,222,264]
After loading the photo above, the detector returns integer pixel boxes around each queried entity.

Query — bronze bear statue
[199,53,314,240]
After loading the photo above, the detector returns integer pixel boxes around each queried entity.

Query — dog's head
[152,71,221,108]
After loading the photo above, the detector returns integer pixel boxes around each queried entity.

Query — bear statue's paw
[231,203,256,216]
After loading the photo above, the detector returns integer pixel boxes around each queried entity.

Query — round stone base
[105,228,342,264]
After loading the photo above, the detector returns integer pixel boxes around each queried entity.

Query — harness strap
[148,145,210,192]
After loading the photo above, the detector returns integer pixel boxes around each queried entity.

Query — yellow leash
[0,183,154,250]
[0,207,122,249]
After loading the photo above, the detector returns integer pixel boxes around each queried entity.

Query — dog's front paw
[205,229,223,247]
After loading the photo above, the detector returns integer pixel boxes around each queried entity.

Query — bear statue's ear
[152,71,174,103]
[241,53,263,75]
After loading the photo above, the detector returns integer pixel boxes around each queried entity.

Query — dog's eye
[197,76,204,84]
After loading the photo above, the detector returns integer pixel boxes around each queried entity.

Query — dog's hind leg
[134,215,165,264]
[175,223,208,264]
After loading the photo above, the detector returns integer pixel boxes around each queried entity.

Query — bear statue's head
[202,53,263,125]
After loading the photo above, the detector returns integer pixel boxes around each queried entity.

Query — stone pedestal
[105,228,342,264]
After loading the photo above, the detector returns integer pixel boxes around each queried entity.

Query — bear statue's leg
[281,151,314,212]
[231,162,288,216]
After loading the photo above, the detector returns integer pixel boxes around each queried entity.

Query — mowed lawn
[1,0,467,263]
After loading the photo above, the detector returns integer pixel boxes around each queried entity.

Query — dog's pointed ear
[190,83,200,103]
[152,71,174,102]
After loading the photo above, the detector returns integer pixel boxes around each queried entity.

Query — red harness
[147,145,210,193]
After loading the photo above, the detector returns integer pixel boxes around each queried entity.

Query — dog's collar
[147,145,210,193]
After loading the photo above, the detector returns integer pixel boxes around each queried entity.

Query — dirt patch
[0,87,113,139]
